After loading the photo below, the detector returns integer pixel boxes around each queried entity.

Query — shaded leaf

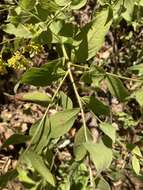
[21,59,65,86]
[0,170,18,188]
[81,65,105,86]
[83,96,110,116]
[106,75,129,101]
[23,150,55,186]
[2,134,30,148]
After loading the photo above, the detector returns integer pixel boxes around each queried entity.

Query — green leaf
[132,146,142,157]
[106,75,129,101]
[83,96,110,116]
[81,65,105,86]
[139,0,143,6]
[3,23,33,38]
[97,178,111,190]
[59,91,73,109]
[2,134,30,148]
[23,150,55,186]
[122,0,136,21]
[0,170,18,188]
[132,155,140,175]
[55,0,70,6]
[129,64,143,76]
[84,140,113,172]
[75,8,112,62]
[17,91,51,107]
[29,118,50,153]
[20,0,36,10]
[39,0,59,12]
[130,88,143,108]
[71,0,87,10]
[17,167,36,186]
[21,59,65,86]
[49,108,80,138]
[74,126,93,161]
[99,123,116,143]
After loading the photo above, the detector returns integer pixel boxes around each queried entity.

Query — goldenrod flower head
[7,51,28,69]
[22,42,44,57]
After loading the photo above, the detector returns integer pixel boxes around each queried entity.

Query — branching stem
[68,62,88,142]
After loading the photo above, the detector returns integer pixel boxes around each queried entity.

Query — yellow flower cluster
[22,42,44,57]
[7,51,28,69]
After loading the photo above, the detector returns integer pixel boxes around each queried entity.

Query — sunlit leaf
[71,0,87,10]
[132,146,142,157]
[19,0,36,10]
[29,118,50,153]
[97,178,111,190]
[16,91,51,107]
[122,0,136,21]
[130,88,143,108]
[99,123,116,143]
[49,108,80,138]
[75,8,112,62]
[74,126,92,161]
[84,140,113,172]
[3,23,33,38]
[132,155,140,175]
[129,64,143,76]
[59,91,73,109]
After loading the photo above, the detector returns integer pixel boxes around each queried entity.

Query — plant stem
[62,44,69,61]
[71,63,89,70]
[18,71,69,164]
[68,62,88,142]
[106,72,143,82]
[71,63,143,83]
